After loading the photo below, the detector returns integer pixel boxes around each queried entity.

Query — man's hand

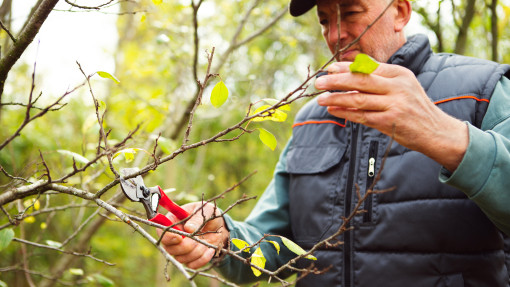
[315,62,469,172]
[157,202,229,269]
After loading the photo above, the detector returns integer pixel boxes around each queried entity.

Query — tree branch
[0,0,59,101]
[13,237,115,266]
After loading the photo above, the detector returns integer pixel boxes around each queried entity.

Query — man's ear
[394,0,412,32]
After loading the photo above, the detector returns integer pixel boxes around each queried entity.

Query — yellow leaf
[152,0,162,5]
[266,240,280,254]
[258,128,277,151]
[141,14,147,22]
[250,247,266,277]
[24,216,36,223]
[250,105,287,122]
[349,53,379,74]
[40,222,47,229]
[113,148,144,163]
[34,200,40,211]
[231,238,250,252]
[97,71,120,84]
[210,81,229,108]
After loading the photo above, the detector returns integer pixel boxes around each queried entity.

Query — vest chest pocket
[286,143,348,246]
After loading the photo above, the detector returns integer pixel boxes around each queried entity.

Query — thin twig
[0,18,16,42]
[12,238,115,266]
[76,62,119,178]
[60,208,101,247]
[64,0,115,10]
[182,48,216,145]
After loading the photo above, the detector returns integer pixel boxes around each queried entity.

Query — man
[160,0,510,285]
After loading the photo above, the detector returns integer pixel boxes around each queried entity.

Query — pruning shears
[120,168,189,231]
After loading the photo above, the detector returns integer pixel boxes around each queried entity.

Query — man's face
[317,0,403,62]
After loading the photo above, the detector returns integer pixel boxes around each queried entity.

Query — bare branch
[76,62,119,178]
[183,48,216,145]
[0,80,85,151]
[64,0,116,10]
[1,100,67,111]
[0,18,15,42]
[12,238,115,266]
[0,0,59,100]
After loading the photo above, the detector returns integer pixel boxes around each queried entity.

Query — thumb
[184,215,201,233]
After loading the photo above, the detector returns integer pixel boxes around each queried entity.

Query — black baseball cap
[289,0,317,16]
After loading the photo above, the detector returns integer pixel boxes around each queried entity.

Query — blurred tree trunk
[454,0,476,55]
[490,0,499,61]
[416,2,444,52]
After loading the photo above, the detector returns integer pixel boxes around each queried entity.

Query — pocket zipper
[363,140,378,223]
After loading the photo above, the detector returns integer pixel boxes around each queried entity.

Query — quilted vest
[286,34,510,287]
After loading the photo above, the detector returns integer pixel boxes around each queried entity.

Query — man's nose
[327,21,345,47]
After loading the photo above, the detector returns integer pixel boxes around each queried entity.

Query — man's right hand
[157,202,230,269]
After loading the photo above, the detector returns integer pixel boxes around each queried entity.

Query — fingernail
[187,223,198,232]
[315,77,326,89]
[317,94,328,105]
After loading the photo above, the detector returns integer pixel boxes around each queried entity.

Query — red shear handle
[157,186,189,220]
[149,214,183,231]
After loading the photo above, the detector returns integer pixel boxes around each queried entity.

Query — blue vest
[286,34,510,287]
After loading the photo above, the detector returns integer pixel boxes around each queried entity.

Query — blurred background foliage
[1,0,510,286]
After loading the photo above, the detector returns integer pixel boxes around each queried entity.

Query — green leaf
[0,228,14,251]
[92,274,115,287]
[265,240,280,255]
[250,105,287,122]
[97,71,120,84]
[57,150,89,165]
[113,148,143,163]
[257,128,277,151]
[69,268,84,276]
[210,81,229,108]
[349,53,379,74]
[99,100,107,114]
[46,240,63,248]
[250,247,266,277]
[231,238,250,252]
[0,280,7,287]
[281,236,317,260]
[261,99,291,111]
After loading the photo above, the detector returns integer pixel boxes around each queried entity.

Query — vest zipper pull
[368,157,376,177]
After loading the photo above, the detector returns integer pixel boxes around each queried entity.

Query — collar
[388,34,433,75]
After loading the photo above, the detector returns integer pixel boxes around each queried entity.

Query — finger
[184,205,220,234]
[186,248,216,269]
[318,91,391,111]
[158,229,183,246]
[327,61,403,78]
[317,63,406,94]
[164,237,198,256]
[174,243,210,264]
[315,72,392,95]
[326,106,394,131]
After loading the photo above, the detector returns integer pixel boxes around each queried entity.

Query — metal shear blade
[120,168,144,202]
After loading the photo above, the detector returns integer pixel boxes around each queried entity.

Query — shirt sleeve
[214,138,297,284]
[440,76,510,236]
